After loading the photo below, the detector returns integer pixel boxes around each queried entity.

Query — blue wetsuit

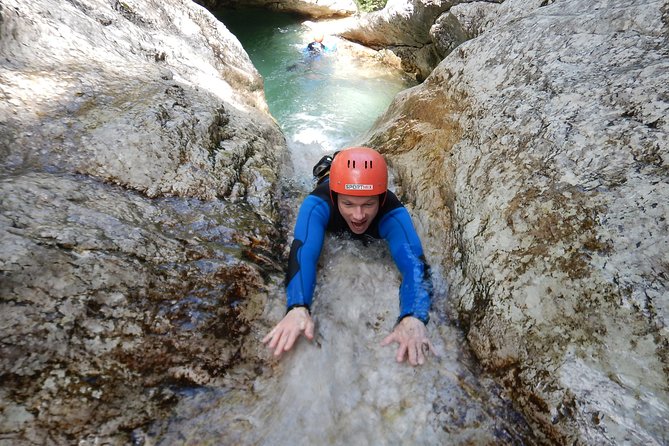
[285,180,432,324]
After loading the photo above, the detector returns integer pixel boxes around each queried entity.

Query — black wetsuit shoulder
[309,181,403,239]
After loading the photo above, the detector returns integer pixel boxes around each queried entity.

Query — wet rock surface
[0,0,287,443]
[0,0,285,211]
[312,0,505,81]
[3,0,668,444]
[0,172,282,444]
[148,240,539,445]
[365,0,669,444]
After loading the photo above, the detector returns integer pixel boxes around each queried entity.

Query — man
[306,33,325,54]
[262,147,436,366]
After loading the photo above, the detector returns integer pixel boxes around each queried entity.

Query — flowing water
[148,8,537,445]
[215,7,414,190]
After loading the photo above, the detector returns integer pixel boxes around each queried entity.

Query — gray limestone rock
[0,171,282,444]
[0,0,286,214]
[0,0,287,443]
[365,0,669,443]
[313,0,505,80]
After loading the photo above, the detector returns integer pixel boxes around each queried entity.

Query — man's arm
[378,207,435,365]
[285,194,329,311]
[263,194,330,357]
[378,207,432,324]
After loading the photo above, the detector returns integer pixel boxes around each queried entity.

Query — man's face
[337,194,380,234]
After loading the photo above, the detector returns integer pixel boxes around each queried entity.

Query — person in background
[285,32,337,71]
[306,32,326,54]
[262,147,436,366]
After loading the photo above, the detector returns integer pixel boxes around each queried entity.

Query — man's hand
[381,316,436,366]
[262,307,315,357]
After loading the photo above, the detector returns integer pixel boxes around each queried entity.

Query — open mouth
[350,220,367,231]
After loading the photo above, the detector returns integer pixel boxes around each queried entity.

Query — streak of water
[152,241,533,445]
[216,7,411,191]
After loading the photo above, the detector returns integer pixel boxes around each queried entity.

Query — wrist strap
[397,313,429,326]
[287,304,311,315]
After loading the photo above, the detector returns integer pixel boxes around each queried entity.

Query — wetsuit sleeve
[378,208,432,325]
[285,194,330,311]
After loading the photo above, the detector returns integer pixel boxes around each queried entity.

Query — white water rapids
[151,239,533,445]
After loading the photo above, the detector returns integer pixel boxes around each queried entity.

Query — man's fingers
[267,329,282,350]
[408,342,418,366]
[395,343,408,363]
[261,329,276,345]
[274,330,291,356]
[283,329,300,353]
[426,340,438,357]
[381,319,435,366]
[381,333,397,346]
[416,344,426,365]
[304,320,315,340]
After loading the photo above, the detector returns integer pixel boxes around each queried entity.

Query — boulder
[365,0,669,443]
[312,0,504,81]
[0,0,287,443]
[0,0,285,212]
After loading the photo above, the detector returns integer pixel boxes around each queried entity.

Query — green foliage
[355,0,387,13]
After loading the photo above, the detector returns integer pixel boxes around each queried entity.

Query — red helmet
[329,147,388,196]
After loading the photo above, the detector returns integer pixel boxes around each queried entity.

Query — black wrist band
[286,304,311,315]
[396,313,429,326]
